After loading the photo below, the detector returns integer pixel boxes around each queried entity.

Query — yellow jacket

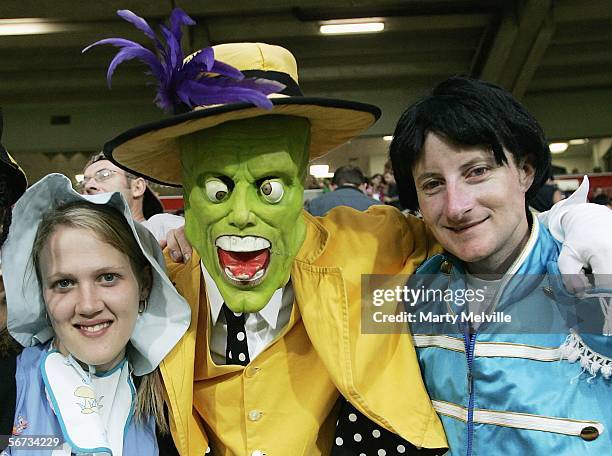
[160,205,446,455]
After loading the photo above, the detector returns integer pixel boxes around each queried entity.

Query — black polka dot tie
[222,303,250,366]
[332,399,446,456]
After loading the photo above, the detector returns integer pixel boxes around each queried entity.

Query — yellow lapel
[292,211,354,390]
[159,252,205,455]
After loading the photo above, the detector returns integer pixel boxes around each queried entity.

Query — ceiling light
[310,164,334,178]
[549,142,568,153]
[0,18,73,36]
[568,138,588,145]
[383,135,393,141]
[320,20,384,35]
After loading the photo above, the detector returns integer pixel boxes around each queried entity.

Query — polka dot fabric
[332,400,446,456]
[222,303,250,366]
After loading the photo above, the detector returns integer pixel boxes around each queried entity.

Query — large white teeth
[80,322,111,333]
[215,235,270,252]
[224,267,265,282]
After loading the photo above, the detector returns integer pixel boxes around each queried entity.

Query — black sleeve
[0,350,18,434]
[157,427,180,456]
[132,375,180,456]
[156,402,180,456]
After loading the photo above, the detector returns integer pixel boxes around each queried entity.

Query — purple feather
[82,38,143,53]
[107,47,163,87]
[194,48,215,70]
[169,8,195,44]
[178,77,285,110]
[181,50,244,81]
[83,8,285,113]
[210,60,245,80]
[177,80,274,110]
[160,25,181,71]
[117,10,157,41]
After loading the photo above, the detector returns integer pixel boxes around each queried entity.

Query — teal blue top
[409,220,612,455]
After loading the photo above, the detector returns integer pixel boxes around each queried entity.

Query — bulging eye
[205,178,229,203]
[260,180,284,203]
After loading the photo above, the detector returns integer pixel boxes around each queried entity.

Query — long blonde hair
[31,200,169,433]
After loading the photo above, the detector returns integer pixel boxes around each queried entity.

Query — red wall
[159,195,184,212]
[557,173,612,200]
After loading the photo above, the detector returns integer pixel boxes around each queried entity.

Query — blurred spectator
[321,178,333,193]
[80,152,183,241]
[529,173,563,212]
[305,174,323,190]
[591,187,609,206]
[383,159,393,174]
[307,165,381,216]
[382,170,402,210]
[367,173,384,201]
[80,152,162,220]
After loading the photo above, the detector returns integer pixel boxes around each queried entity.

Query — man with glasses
[80,152,183,240]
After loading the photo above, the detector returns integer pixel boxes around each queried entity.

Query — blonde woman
[1,174,190,455]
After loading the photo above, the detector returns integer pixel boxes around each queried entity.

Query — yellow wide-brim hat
[103,42,381,186]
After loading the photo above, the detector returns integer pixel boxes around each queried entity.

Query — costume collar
[508,214,540,274]
[200,261,285,329]
[41,346,133,456]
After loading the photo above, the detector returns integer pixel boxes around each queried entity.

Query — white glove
[538,177,612,291]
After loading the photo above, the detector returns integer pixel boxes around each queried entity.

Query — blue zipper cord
[463,328,477,456]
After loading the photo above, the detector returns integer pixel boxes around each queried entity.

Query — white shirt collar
[200,261,285,329]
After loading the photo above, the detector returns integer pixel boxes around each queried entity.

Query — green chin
[193,223,303,313]
[210,245,294,314]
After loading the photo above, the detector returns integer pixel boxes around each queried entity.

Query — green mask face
[180,116,309,313]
